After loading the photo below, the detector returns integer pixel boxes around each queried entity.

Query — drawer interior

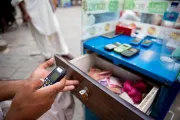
[70,54,159,113]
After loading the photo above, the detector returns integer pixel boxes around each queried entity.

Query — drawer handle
[79,87,89,101]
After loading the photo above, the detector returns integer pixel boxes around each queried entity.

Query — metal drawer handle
[79,87,89,101]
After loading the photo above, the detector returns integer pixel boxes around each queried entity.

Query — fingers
[35,79,79,97]
[49,77,66,93]
[39,58,54,69]
[42,80,79,93]
[61,85,75,92]
[31,79,44,89]
[36,77,66,96]
[65,80,79,86]
[62,80,79,92]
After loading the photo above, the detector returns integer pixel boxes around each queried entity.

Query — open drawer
[55,54,159,120]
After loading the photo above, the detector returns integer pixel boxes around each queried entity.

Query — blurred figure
[12,0,73,61]
[0,0,16,32]
[141,13,162,26]
[120,10,140,22]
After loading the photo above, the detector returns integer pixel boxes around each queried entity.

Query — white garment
[38,92,75,120]
[12,0,58,35]
[25,0,59,35]
[0,92,74,120]
[12,0,69,58]
[29,23,69,59]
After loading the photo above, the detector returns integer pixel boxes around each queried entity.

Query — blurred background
[0,0,81,80]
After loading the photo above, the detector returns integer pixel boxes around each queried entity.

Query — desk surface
[83,35,180,85]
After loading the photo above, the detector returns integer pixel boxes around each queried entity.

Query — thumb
[31,79,44,89]
[37,77,66,96]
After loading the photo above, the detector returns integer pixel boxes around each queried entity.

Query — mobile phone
[105,44,117,51]
[114,44,131,53]
[141,39,153,47]
[113,42,121,47]
[42,67,66,87]
[102,31,119,38]
[130,38,142,45]
[120,48,140,57]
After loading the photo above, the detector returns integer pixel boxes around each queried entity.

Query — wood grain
[55,55,153,120]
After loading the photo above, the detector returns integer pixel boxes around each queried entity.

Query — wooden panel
[55,55,153,120]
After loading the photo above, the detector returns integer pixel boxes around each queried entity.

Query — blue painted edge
[85,106,100,120]
[83,34,180,85]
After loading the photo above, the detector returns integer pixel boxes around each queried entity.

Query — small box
[115,25,136,36]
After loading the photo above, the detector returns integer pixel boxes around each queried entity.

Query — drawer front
[55,55,152,120]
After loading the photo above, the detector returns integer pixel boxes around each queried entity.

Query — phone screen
[132,38,141,43]
[50,71,60,82]
[143,40,152,44]
[130,48,138,53]
[123,45,128,47]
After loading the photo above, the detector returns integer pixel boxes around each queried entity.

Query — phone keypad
[42,78,53,87]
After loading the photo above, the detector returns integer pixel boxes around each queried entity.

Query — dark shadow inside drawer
[55,54,158,120]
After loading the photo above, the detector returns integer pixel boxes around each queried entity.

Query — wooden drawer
[55,54,159,120]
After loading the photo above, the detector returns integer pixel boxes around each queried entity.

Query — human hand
[5,58,79,120]
[23,12,31,23]
[29,58,79,92]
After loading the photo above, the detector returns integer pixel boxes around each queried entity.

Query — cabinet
[55,35,180,120]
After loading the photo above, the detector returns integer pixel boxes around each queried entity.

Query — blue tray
[83,35,180,85]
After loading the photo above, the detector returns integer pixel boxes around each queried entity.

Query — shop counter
[54,35,180,120]
[83,35,180,85]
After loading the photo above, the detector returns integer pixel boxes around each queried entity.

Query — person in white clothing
[12,0,73,60]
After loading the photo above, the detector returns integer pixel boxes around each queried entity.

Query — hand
[29,58,79,92]
[23,12,31,23]
[5,58,79,120]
